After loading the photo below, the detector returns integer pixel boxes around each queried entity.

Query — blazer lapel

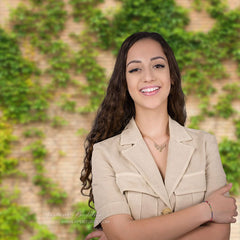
[165,117,195,198]
[120,118,171,208]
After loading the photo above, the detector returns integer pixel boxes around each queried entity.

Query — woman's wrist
[199,201,213,223]
[203,201,213,221]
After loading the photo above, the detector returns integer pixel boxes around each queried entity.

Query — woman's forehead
[126,38,166,62]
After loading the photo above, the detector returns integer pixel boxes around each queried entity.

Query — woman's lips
[140,86,160,96]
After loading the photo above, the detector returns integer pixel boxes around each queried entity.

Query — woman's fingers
[233,210,238,217]
[99,234,108,240]
[231,217,237,223]
[85,230,105,240]
[217,183,232,195]
[206,183,238,223]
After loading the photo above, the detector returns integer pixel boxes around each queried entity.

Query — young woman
[81,32,238,240]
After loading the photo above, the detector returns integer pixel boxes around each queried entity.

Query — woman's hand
[206,183,238,223]
[85,229,108,240]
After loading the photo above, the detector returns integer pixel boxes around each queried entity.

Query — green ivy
[192,0,203,11]
[0,28,48,123]
[57,201,97,240]
[44,41,73,86]
[23,128,45,138]
[214,95,236,118]
[0,119,25,180]
[1,8,70,239]
[0,188,56,240]
[32,174,67,204]
[207,0,229,19]
[0,188,36,239]
[58,94,77,113]
[76,128,88,136]
[188,115,205,130]
[60,99,76,112]
[69,0,104,22]
[10,0,73,87]
[30,225,56,240]
[235,119,240,139]
[10,1,66,39]
[51,116,68,128]
[24,140,67,204]
[219,139,240,194]
[71,32,107,112]
[214,83,240,118]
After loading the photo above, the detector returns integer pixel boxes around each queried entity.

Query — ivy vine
[24,138,67,205]
[0,119,25,181]
[0,26,67,238]
[0,29,48,123]
[0,188,56,240]
[10,0,71,87]
[57,201,97,240]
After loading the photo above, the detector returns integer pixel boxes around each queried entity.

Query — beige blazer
[92,116,226,228]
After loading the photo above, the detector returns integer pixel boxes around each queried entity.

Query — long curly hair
[80,32,186,208]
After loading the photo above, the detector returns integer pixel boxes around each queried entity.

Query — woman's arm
[101,184,237,240]
[177,180,236,240]
[85,185,236,240]
[85,223,230,240]
[102,203,208,240]
[178,223,230,240]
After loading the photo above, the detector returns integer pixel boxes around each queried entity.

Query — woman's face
[126,38,171,113]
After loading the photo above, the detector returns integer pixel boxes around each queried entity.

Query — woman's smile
[140,85,161,96]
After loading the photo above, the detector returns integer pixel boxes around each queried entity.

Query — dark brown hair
[80,32,186,208]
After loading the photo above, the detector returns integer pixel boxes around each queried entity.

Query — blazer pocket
[174,171,206,211]
[116,173,158,219]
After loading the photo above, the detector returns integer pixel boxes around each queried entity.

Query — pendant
[154,142,167,152]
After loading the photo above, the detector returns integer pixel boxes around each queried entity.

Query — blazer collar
[120,116,195,209]
[120,116,192,145]
[120,118,142,145]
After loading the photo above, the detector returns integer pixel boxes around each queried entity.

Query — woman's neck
[135,109,169,139]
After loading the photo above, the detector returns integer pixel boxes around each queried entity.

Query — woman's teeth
[141,87,160,93]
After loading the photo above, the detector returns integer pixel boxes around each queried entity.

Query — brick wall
[0,0,239,239]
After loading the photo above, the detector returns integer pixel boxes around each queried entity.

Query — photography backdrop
[0,0,239,239]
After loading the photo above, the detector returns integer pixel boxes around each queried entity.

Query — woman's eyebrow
[127,56,166,66]
[126,60,141,66]
[151,56,166,61]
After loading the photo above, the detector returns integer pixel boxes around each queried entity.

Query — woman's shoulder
[93,118,138,151]
[93,133,122,150]
[170,117,216,143]
[184,125,216,143]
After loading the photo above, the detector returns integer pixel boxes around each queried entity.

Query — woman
[81,32,238,240]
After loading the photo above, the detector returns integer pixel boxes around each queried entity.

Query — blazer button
[161,207,172,215]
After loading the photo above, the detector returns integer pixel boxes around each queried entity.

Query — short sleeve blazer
[91,116,227,228]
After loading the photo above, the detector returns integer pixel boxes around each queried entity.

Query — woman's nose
[143,68,155,82]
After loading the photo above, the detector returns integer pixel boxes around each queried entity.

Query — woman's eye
[128,68,140,73]
[154,64,165,69]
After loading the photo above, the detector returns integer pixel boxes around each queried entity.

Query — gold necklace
[144,135,169,152]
